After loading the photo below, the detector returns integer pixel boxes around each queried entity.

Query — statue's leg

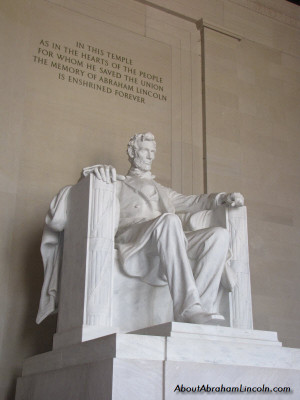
[186,227,230,313]
[151,213,207,320]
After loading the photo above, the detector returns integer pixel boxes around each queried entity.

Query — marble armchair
[52,174,253,349]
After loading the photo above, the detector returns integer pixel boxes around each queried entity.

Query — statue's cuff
[215,192,227,207]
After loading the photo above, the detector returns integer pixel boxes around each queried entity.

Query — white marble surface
[22,333,165,377]
[53,175,117,349]
[52,325,120,350]
[22,325,300,379]
[16,359,300,400]
[16,360,114,400]
[112,252,173,332]
[16,327,300,399]
[166,336,300,369]
[132,321,280,345]
[17,359,164,400]
[131,322,300,370]
[112,359,163,400]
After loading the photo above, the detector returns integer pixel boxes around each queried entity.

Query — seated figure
[36,132,245,330]
[85,132,243,324]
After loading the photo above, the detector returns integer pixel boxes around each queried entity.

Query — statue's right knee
[155,213,183,235]
[161,213,182,227]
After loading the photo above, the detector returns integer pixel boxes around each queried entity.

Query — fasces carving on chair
[37,132,249,333]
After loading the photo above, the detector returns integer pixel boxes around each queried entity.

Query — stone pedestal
[16,323,300,399]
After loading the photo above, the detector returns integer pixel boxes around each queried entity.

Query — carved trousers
[151,213,230,319]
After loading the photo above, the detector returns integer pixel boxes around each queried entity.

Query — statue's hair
[127,132,156,160]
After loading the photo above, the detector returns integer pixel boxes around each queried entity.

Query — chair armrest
[226,206,253,329]
[57,174,118,334]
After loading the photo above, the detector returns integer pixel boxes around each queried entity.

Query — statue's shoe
[191,313,226,325]
[176,306,226,325]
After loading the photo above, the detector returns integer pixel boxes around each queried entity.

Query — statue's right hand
[82,164,125,184]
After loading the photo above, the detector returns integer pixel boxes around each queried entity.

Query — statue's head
[127,132,156,172]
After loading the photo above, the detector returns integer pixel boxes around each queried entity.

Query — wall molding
[228,0,300,29]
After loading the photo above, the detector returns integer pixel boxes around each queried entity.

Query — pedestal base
[16,323,300,399]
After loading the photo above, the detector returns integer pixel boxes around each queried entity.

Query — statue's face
[132,140,156,171]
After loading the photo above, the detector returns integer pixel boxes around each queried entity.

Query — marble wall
[0,0,299,399]
[203,8,300,349]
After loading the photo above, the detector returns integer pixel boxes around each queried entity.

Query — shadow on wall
[8,229,57,400]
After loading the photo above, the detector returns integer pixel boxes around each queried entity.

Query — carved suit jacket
[114,175,229,287]
[116,175,221,231]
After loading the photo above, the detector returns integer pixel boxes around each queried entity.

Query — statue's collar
[127,168,155,180]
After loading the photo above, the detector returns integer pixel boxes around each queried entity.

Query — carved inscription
[33,40,167,104]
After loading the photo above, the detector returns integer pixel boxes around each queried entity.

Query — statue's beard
[132,157,152,172]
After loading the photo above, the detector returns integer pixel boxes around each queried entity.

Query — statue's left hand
[219,192,244,207]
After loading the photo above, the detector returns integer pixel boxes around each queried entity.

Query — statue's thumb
[117,174,126,181]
